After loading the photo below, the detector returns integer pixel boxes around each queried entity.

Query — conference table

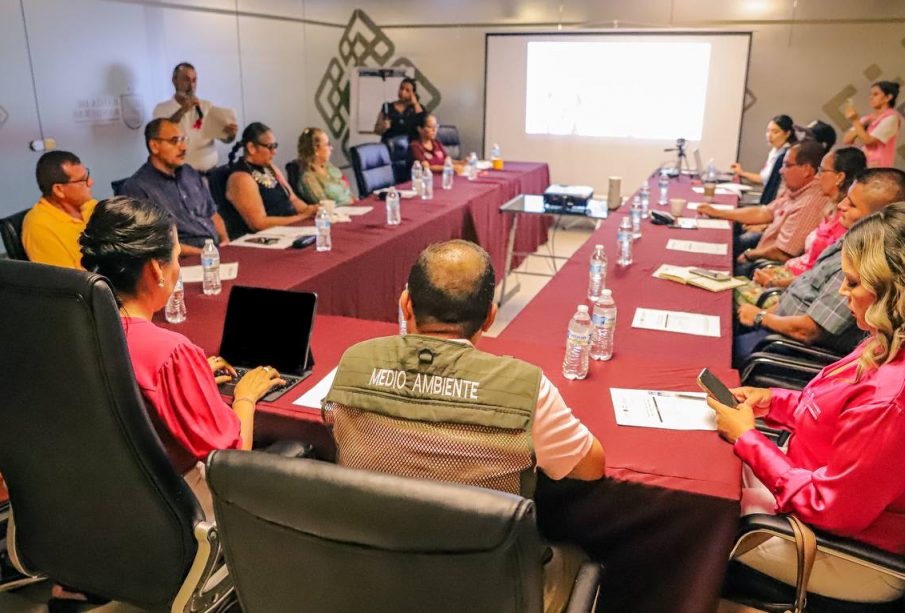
[163,168,744,613]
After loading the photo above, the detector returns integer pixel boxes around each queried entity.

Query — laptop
[217,286,317,402]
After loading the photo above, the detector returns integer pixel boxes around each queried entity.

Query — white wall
[2,0,904,236]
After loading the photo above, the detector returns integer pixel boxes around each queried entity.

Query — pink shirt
[784,213,847,276]
[759,179,829,257]
[533,374,596,479]
[122,317,242,462]
[862,108,901,168]
[410,139,448,168]
[734,344,905,553]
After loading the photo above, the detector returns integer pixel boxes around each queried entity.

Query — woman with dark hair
[223,122,317,237]
[843,81,902,167]
[735,147,868,307]
[730,114,798,187]
[296,127,353,205]
[80,196,282,517]
[374,77,425,141]
[714,202,905,606]
[410,113,465,173]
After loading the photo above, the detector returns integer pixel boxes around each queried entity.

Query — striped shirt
[758,179,829,257]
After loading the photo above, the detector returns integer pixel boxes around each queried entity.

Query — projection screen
[484,31,751,193]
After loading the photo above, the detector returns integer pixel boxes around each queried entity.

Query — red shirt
[735,344,905,553]
[122,317,242,462]
[785,212,847,276]
[410,138,448,168]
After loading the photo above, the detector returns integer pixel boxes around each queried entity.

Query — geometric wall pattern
[315,10,441,158]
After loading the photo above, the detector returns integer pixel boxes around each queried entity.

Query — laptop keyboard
[219,367,305,403]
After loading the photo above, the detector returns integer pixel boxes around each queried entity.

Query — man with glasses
[121,118,228,256]
[22,150,97,268]
[698,139,830,276]
[733,168,905,365]
[152,62,238,172]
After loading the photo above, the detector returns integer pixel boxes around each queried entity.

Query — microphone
[195,104,204,121]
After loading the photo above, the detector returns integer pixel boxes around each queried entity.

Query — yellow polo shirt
[22,198,98,269]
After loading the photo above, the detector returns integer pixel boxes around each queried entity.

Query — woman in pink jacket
[711,202,905,606]
[843,81,901,168]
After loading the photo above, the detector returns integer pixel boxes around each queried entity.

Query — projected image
[525,41,712,140]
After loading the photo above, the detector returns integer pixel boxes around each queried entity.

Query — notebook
[217,286,317,402]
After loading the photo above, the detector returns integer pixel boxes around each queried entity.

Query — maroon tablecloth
[180,162,551,322]
[161,173,744,613]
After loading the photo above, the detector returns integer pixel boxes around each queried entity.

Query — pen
[649,390,704,400]
[651,396,664,423]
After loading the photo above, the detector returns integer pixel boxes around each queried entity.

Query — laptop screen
[218,286,317,376]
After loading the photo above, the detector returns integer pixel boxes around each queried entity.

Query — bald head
[407,240,496,338]
[859,168,905,211]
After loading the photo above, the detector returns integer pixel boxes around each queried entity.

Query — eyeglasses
[781,161,805,170]
[65,168,91,185]
[153,136,187,145]
[816,166,836,174]
[255,142,279,151]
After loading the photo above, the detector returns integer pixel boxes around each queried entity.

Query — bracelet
[753,310,768,329]
[743,248,753,262]
[233,396,256,408]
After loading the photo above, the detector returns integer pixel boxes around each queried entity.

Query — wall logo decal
[315,9,441,157]
[120,88,145,130]
[0,105,8,130]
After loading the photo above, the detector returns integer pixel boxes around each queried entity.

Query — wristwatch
[743,248,753,262]
[753,310,767,329]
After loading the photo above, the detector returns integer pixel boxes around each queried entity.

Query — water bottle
[411,160,423,196]
[164,273,187,324]
[562,305,592,380]
[587,244,607,302]
[200,239,221,295]
[386,186,401,225]
[491,143,503,170]
[442,157,454,190]
[640,184,650,219]
[590,289,617,361]
[617,218,633,266]
[705,158,718,183]
[630,197,642,239]
[315,208,332,251]
[421,168,434,200]
[467,152,478,181]
[658,169,669,205]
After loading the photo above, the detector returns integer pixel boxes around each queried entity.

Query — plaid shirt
[777,239,866,353]
[758,179,829,257]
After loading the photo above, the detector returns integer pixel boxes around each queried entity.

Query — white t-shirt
[869,114,900,144]
[152,97,220,172]
[759,145,786,185]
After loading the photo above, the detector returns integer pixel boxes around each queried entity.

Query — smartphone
[697,368,738,409]
[689,267,731,281]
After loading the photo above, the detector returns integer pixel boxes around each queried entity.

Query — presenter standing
[153,62,238,172]
[843,81,901,168]
[374,77,424,142]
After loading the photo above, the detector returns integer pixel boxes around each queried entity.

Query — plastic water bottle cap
[595,244,603,249]
[577,305,589,313]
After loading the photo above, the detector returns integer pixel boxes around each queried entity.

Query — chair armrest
[740,352,822,388]
[755,288,784,309]
[564,561,603,613]
[756,336,843,365]
[736,514,905,578]
[751,259,783,272]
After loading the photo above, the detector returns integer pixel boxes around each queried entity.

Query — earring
[158,278,165,287]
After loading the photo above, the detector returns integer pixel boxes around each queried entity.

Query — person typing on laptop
[80,196,283,518]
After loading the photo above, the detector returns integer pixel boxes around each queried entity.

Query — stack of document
[666,239,728,256]
[231,226,317,250]
[687,202,734,212]
[610,388,716,431]
[632,307,721,337]
[653,264,745,292]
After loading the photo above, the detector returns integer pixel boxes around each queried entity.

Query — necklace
[247,162,278,189]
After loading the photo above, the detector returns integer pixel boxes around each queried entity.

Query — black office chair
[111,178,128,196]
[385,134,412,185]
[350,142,395,197]
[285,159,310,201]
[724,514,905,612]
[0,209,30,261]
[437,124,462,160]
[0,259,233,611]
[207,451,603,613]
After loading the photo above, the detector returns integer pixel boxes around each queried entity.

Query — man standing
[699,140,829,276]
[733,168,905,366]
[121,119,228,256]
[22,151,97,268]
[152,62,237,172]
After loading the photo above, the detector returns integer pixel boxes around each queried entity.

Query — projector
[543,184,594,213]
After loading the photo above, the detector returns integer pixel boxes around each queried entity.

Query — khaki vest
[324,334,542,496]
